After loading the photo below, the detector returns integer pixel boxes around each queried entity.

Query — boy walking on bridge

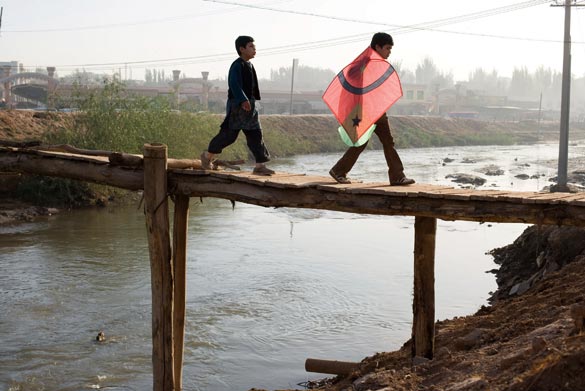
[201,35,274,176]
[328,32,415,186]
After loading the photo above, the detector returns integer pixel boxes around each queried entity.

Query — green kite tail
[337,124,377,147]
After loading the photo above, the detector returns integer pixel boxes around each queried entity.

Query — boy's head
[235,36,255,55]
[371,32,393,60]
[370,32,394,49]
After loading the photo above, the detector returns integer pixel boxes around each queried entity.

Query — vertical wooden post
[172,195,189,390]
[412,216,436,359]
[143,143,175,390]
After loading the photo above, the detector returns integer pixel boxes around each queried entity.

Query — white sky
[1,0,585,82]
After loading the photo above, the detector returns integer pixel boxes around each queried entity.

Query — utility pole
[551,0,584,191]
[289,58,298,115]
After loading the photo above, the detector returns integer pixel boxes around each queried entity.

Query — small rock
[435,346,452,359]
[570,303,585,334]
[531,336,547,354]
[515,174,530,180]
[455,328,485,350]
[446,376,488,390]
[352,372,384,391]
[500,350,527,369]
[96,331,105,342]
[445,173,486,186]
[412,356,430,367]
[535,252,545,268]
[509,280,531,296]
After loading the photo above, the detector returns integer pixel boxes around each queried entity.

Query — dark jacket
[227,57,261,103]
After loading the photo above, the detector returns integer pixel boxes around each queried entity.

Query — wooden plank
[521,192,577,204]
[340,182,395,194]
[570,197,585,207]
[405,184,454,198]
[348,183,451,196]
[143,144,175,391]
[418,187,473,199]
[172,195,190,390]
[209,171,270,185]
[23,148,111,164]
[562,194,585,205]
[412,216,436,359]
[168,168,211,177]
[428,188,476,201]
[263,174,330,189]
[469,190,514,201]
[486,191,539,203]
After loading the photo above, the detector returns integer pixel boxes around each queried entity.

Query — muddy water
[0,142,576,390]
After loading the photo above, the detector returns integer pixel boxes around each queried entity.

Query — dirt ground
[0,110,74,141]
[257,225,585,391]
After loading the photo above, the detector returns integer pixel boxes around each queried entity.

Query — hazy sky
[1,0,584,82]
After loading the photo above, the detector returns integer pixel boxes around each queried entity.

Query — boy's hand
[241,101,251,112]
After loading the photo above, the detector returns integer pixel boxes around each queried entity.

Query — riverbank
[0,109,568,149]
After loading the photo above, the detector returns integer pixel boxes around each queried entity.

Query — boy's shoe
[200,152,215,170]
[329,169,351,184]
[252,166,275,176]
[390,177,415,186]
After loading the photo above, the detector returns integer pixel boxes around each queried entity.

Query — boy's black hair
[370,32,394,49]
[235,35,254,55]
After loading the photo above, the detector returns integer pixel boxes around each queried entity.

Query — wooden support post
[172,195,189,390]
[143,143,175,390]
[412,216,436,359]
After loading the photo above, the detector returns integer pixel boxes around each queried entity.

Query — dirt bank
[0,110,572,147]
[261,225,585,391]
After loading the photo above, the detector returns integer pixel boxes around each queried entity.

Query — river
[0,141,577,391]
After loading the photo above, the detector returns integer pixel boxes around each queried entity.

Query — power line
[2,9,241,33]
[1,0,291,33]
[25,0,584,71]
[203,0,550,33]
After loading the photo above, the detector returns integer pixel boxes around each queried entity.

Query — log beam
[172,195,189,390]
[169,175,585,227]
[143,143,175,390]
[412,216,436,359]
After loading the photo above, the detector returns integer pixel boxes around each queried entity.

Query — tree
[264,64,334,90]
[415,57,453,88]
[509,66,535,100]
[393,60,415,83]
[468,68,505,95]
[145,69,153,84]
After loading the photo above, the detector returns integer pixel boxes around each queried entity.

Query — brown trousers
[331,113,405,182]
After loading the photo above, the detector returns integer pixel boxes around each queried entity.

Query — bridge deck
[2,145,585,226]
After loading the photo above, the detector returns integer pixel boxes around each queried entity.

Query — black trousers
[208,99,270,163]
[208,127,270,164]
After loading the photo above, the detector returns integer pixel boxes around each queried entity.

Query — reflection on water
[0,143,576,390]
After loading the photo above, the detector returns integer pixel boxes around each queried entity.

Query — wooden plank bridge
[2,143,585,391]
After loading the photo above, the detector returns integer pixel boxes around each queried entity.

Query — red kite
[322,47,403,146]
